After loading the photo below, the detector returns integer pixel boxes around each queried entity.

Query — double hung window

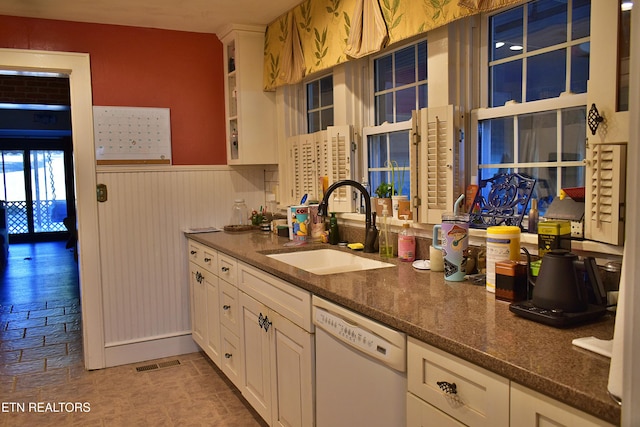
[366,40,427,198]
[306,75,334,133]
[477,0,591,215]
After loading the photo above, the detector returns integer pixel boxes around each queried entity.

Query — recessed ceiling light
[495,42,505,48]
[509,45,523,51]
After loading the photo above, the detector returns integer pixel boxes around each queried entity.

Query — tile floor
[0,243,266,426]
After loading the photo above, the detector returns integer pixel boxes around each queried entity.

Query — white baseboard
[103,333,200,368]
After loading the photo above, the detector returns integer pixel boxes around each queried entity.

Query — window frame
[305,73,334,133]
[472,1,591,203]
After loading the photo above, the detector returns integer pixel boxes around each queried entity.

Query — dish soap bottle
[379,207,393,257]
[398,218,415,262]
[328,212,340,245]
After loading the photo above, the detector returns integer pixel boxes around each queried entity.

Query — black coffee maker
[509,249,608,327]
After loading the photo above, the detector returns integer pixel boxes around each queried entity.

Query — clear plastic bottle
[398,221,416,262]
[378,207,393,258]
[231,199,248,225]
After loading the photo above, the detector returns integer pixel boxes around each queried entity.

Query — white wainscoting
[96,165,266,366]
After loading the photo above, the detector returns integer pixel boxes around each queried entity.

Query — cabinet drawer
[407,337,509,427]
[220,326,243,390]
[187,240,218,272]
[218,253,238,285]
[238,261,312,332]
[220,279,240,335]
[407,392,464,427]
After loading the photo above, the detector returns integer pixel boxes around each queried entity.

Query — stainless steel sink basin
[266,248,395,275]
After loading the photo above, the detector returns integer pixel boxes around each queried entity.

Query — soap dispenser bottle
[378,207,393,257]
[398,218,415,262]
[328,212,340,245]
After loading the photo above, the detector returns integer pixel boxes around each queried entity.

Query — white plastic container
[486,226,521,293]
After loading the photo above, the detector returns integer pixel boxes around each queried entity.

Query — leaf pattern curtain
[263,0,523,91]
[279,12,306,84]
[344,0,388,59]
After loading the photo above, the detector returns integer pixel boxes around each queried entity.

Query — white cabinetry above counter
[220,25,277,165]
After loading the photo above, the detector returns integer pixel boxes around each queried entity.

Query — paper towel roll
[429,245,444,272]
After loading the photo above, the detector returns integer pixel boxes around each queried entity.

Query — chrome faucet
[317,179,378,253]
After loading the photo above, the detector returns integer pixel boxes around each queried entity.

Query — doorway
[1,48,104,370]
[1,138,76,243]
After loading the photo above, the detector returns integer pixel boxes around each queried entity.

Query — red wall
[0,15,227,165]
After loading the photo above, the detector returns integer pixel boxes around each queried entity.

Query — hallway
[0,242,265,426]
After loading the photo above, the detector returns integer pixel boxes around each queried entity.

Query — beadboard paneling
[97,166,265,346]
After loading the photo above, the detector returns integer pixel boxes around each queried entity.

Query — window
[306,75,334,133]
[478,0,591,215]
[367,40,427,199]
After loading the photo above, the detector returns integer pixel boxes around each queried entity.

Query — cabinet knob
[258,312,272,332]
[204,257,211,262]
[190,250,197,255]
[224,353,232,359]
[221,266,230,272]
[223,305,231,310]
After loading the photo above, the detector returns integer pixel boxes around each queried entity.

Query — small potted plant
[373,182,394,217]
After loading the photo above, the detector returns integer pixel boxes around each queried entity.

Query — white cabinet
[407,337,510,427]
[187,239,240,381]
[408,337,614,427]
[220,25,277,165]
[510,382,614,427]
[238,261,314,427]
[188,262,207,349]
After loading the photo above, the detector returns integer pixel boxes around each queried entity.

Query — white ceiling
[0,0,301,35]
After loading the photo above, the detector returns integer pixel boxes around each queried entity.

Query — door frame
[0,48,105,369]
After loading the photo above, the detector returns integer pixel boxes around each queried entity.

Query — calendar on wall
[93,106,172,165]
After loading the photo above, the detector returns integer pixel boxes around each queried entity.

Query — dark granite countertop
[186,230,620,425]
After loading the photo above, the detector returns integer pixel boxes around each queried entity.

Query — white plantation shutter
[585,143,626,245]
[326,125,353,212]
[289,133,319,202]
[416,105,458,224]
[584,1,629,246]
[286,125,353,210]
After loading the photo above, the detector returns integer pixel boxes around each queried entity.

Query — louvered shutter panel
[290,133,317,202]
[585,143,626,245]
[417,105,456,224]
[326,125,353,212]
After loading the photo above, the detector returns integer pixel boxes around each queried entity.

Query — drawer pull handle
[223,305,231,310]
[221,267,230,272]
[224,353,232,359]
[190,250,197,255]
[437,381,457,395]
[258,312,272,332]
[204,257,211,262]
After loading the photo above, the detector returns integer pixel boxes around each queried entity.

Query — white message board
[93,106,171,165]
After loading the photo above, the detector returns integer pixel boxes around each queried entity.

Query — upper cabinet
[220,25,277,165]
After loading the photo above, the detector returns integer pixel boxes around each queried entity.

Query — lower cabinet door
[189,262,206,349]
[205,273,221,366]
[271,310,314,427]
[510,382,615,427]
[240,292,272,423]
[407,392,465,427]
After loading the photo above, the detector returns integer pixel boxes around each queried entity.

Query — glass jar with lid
[231,199,248,225]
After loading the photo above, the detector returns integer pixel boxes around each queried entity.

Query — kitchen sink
[266,248,395,275]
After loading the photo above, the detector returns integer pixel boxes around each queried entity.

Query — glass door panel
[1,150,28,234]
[30,150,67,233]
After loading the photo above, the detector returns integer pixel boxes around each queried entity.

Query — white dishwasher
[312,296,407,427]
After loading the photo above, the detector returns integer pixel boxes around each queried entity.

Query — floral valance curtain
[263,0,522,91]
